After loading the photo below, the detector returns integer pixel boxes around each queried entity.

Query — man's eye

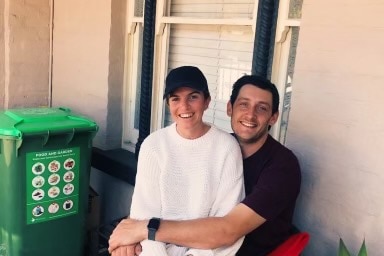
[239,102,247,107]
[257,105,268,113]
[170,97,179,102]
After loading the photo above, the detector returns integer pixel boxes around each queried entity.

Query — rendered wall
[0,0,50,109]
[0,1,4,107]
[51,0,126,150]
[287,1,384,255]
[106,0,126,149]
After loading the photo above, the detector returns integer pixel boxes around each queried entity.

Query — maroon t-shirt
[236,135,301,256]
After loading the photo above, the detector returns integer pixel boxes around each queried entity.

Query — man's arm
[109,203,266,252]
[157,203,265,248]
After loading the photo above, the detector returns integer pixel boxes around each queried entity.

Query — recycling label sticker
[26,147,80,224]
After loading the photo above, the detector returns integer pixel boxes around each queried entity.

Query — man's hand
[108,218,148,253]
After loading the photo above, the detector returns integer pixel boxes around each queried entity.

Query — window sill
[91,147,137,186]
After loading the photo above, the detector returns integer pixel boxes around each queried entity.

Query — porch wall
[288,0,384,255]
[49,0,131,225]
[0,0,4,106]
[51,0,126,150]
[2,0,384,254]
[0,0,50,109]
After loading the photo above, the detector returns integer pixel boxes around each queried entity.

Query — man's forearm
[109,204,263,253]
[156,217,238,249]
[155,204,266,249]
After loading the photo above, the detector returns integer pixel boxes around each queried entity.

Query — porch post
[252,0,279,79]
[135,0,157,158]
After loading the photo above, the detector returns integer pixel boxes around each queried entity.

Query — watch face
[148,217,160,230]
[147,218,161,241]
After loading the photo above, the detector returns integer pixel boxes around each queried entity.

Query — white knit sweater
[130,123,245,256]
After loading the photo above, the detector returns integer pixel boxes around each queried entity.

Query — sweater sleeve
[214,140,245,255]
[130,139,168,256]
[186,140,245,256]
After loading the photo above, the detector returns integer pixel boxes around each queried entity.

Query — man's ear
[269,111,279,126]
[227,101,233,117]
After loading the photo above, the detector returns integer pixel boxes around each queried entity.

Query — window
[122,0,303,151]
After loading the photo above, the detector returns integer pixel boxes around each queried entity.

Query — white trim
[269,0,301,142]
[270,28,292,139]
[152,25,171,131]
[155,0,259,35]
[152,0,172,131]
[127,2,144,33]
[161,17,254,25]
[122,3,141,151]
[156,18,255,35]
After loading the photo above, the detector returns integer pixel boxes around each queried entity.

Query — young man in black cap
[109,75,301,256]
[122,66,245,256]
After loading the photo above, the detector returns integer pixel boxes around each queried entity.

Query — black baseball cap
[163,66,209,99]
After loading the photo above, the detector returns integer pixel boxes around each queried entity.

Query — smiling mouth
[179,113,194,118]
[240,120,256,128]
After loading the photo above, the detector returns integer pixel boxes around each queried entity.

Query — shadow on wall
[90,168,134,225]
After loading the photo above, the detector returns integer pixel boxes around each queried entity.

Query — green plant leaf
[338,238,351,256]
[358,239,368,256]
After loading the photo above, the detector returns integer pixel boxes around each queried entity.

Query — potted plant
[338,238,367,256]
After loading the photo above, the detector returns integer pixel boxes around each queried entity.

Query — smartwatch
[147,217,161,241]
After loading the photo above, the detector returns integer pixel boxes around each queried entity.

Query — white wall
[287,1,384,255]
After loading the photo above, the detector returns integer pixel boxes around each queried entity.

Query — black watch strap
[147,217,161,241]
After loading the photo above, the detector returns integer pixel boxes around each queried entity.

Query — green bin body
[0,107,98,256]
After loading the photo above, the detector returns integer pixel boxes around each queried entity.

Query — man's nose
[246,106,258,117]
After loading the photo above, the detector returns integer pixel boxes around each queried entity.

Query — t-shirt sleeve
[242,153,301,220]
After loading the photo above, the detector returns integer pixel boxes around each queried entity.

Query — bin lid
[0,107,98,138]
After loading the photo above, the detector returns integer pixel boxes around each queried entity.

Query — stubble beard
[235,125,269,145]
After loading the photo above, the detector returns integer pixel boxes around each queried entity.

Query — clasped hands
[108,218,147,256]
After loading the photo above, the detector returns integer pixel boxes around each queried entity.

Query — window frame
[122,0,303,151]
[270,0,301,142]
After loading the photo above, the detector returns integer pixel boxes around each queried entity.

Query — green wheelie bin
[0,107,98,256]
